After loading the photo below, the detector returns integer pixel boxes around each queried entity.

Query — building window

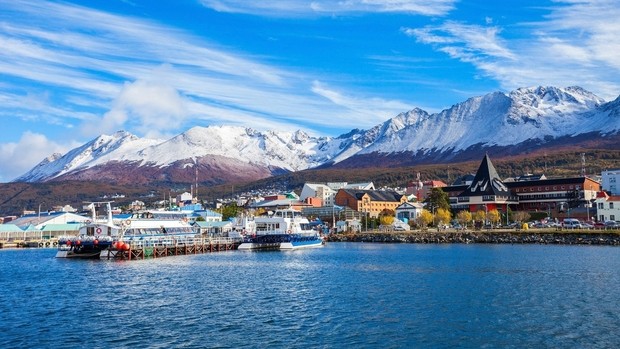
[611,215,616,221]
[545,187,549,190]
[553,186,557,190]
[611,203,615,209]
[598,203,604,209]
[561,186,565,190]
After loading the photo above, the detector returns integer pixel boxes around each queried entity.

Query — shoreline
[327,230,620,245]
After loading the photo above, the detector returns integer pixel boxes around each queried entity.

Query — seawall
[327,231,620,245]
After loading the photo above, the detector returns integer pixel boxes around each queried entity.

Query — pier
[99,237,240,260]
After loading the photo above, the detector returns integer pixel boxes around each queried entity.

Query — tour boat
[56,203,197,259]
[237,208,325,251]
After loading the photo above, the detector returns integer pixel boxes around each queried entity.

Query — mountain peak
[14,85,620,184]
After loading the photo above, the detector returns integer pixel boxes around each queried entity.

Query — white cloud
[403,0,620,100]
[200,0,456,16]
[311,81,413,124]
[0,132,76,182]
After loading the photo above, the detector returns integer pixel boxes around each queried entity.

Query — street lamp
[38,202,45,240]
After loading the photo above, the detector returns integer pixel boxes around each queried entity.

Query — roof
[340,189,405,202]
[395,202,424,210]
[458,154,511,198]
[0,224,23,232]
[505,176,597,188]
[41,223,82,231]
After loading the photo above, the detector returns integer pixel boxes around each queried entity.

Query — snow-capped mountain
[15,86,620,184]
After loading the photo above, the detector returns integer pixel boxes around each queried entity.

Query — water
[1,243,619,348]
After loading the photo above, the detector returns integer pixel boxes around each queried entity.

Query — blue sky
[1,0,619,182]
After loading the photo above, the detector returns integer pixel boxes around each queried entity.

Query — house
[300,182,376,207]
[395,202,424,223]
[594,192,620,222]
[406,179,447,202]
[334,189,407,218]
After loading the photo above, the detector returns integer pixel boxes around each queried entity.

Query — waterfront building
[334,189,407,218]
[601,169,620,195]
[395,202,424,223]
[448,154,519,215]
[300,182,376,207]
[444,154,601,220]
[594,192,620,222]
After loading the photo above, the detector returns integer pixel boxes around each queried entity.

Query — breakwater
[328,231,620,245]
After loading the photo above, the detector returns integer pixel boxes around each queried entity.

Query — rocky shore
[327,231,620,245]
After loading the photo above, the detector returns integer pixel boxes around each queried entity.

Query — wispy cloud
[1,0,422,180]
[402,0,620,100]
[200,0,457,16]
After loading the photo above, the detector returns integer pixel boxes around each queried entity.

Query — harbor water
[1,243,619,348]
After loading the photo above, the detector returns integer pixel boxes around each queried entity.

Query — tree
[513,211,531,223]
[473,210,486,224]
[425,188,450,214]
[487,209,501,226]
[456,210,472,228]
[435,208,451,227]
[218,203,240,221]
[416,209,433,229]
[379,209,395,226]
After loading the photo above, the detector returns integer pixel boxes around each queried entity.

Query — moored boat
[237,208,325,251]
[56,202,198,259]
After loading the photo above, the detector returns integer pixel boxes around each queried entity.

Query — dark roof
[505,177,594,188]
[458,154,510,198]
[452,174,475,186]
[341,189,405,202]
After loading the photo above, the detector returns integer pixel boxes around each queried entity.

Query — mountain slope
[15,86,620,184]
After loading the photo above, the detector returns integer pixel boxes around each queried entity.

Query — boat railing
[124,236,236,248]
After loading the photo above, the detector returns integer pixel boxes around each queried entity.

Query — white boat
[56,202,197,259]
[237,208,325,251]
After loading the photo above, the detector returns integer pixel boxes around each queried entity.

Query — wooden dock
[99,237,241,260]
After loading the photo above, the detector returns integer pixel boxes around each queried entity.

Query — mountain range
[16,86,620,185]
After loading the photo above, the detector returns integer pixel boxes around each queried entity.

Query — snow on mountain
[357,86,615,155]
[14,86,620,183]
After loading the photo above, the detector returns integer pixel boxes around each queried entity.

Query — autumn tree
[473,210,486,224]
[456,210,472,228]
[513,211,531,223]
[435,208,452,227]
[487,209,501,226]
[416,209,433,229]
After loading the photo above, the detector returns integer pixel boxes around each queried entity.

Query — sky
[1,0,619,182]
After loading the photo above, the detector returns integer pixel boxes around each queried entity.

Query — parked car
[563,218,582,229]
[605,221,620,229]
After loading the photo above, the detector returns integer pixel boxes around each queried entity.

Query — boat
[237,208,325,251]
[56,202,197,259]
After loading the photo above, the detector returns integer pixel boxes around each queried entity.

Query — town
[1,154,619,248]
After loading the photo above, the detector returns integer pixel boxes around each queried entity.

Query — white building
[601,169,620,195]
[594,192,620,222]
[300,182,375,207]
[395,202,424,223]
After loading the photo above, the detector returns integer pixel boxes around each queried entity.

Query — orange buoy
[93,239,99,245]
[76,240,81,245]
[123,243,130,251]
[66,240,71,246]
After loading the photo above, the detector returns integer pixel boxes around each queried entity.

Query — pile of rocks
[327,232,620,245]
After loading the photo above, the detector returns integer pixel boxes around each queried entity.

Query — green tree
[218,203,240,221]
[425,188,451,214]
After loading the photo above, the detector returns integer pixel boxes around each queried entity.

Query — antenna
[581,153,586,177]
[195,161,198,201]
